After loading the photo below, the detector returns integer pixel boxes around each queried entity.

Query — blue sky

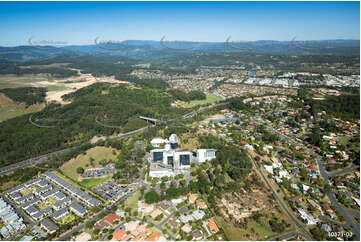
[0,1,359,46]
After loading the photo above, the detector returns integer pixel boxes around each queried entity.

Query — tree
[166,187,180,200]
[76,167,84,174]
[144,190,160,204]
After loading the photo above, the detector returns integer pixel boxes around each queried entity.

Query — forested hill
[0,87,47,107]
[0,83,189,168]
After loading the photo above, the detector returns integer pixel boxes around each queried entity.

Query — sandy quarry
[27,70,130,104]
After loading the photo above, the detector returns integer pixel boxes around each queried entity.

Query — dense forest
[309,94,360,120]
[0,87,47,106]
[0,62,78,78]
[0,83,190,167]
[168,89,206,102]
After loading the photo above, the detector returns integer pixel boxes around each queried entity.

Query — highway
[0,101,226,177]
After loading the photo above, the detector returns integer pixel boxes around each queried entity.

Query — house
[188,194,197,203]
[158,201,171,211]
[116,209,125,218]
[209,218,219,233]
[53,196,71,210]
[113,230,126,240]
[150,209,162,219]
[69,202,87,217]
[321,224,332,233]
[133,232,147,241]
[54,191,66,201]
[40,218,59,234]
[181,224,192,233]
[146,232,160,241]
[192,210,206,220]
[298,209,317,225]
[196,201,207,209]
[323,204,334,215]
[104,213,120,225]
[180,214,194,223]
[94,220,109,231]
[131,224,146,237]
[169,218,179,228]
[25,205,39,216]
[192,229,203,240]
[52,208,68,220]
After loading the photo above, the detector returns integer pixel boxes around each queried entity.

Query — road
[269,231,309,241]
[328,164,359,177]
[249,156,314,241]
[0,102,226,177]
[57,153,147,240]
[131,216,177,241]
[256,118,360,240]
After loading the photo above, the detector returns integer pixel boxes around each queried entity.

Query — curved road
[260,121,360,240]
[250,156,314,241]
[0,102,226,176]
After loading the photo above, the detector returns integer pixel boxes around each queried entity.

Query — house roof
[196,201,206,209]
[113,230,126,240]
[150,209,162,218]
[209,218,219,233]
[188,194,197,202]
[40,218,59,232]
[104,213,120,224]
[146,232,160,241]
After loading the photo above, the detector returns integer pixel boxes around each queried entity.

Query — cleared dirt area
[215,171,295,240]
[0,70,130,104]
[45,72,130,104]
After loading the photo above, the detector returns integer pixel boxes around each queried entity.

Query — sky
[0,1,359,46]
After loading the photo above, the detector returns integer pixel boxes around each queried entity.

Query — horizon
[2,38,360,48]
[0,1,360,46]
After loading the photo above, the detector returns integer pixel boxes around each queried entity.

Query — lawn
[79,176,111,189]
[60,146,119,181]
[59,213,76,225]
[48,197,58,205]
[0,93,45,122]
[20,185,38,196]
[0,75,49,89]
[125,190,141,211]
[184,94,220,108]
[215,215,283,241]
[46,85,69,92]
[37,201,49,210]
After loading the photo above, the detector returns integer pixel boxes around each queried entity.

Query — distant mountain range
[0,39,359,62]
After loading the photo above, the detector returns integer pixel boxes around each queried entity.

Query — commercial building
[149,134,216,177]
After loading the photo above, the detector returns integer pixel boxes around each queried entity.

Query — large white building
[149,134,216,178]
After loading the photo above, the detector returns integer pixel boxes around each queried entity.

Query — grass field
[125,190,141,211]
[79,176,111,189]
[184,94,220,108]
[0,93,45,122]
[60,146,119,181]
[215,215,286,241]
[0,75,50,89]
[46,85,69,92]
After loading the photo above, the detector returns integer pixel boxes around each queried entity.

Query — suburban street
[249,155,314,241]
[257,118,360,240]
